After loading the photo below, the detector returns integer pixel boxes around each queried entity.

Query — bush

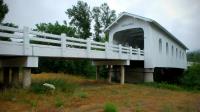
[31,79,78,94]
[104,102,118,112]
[181,64,200,90]
[38,58,96,77]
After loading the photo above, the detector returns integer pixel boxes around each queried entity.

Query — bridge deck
[0,25,144,61]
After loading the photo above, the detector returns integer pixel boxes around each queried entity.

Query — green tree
[100,3,116,41]
[66,1,91,39]
[0,0,8,23]
[181,64,200,90]
[91,3,116,42]
[92,7,102,42]
[100,3,116,30]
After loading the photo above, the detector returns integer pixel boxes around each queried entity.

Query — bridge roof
[105,12,188,50]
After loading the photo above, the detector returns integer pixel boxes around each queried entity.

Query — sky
[3,0,200,51]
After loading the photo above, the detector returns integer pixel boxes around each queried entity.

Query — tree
[0,0,8,23]
[66,1,91,39]
[100,3,116,41]
[100,3,116,30]
[181,64,200,90]
[91,3,116,42]
[92,7,102,42]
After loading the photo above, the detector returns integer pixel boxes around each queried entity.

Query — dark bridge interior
[113,28,144,50]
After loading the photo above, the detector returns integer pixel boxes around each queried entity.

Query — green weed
[104,102,118,112]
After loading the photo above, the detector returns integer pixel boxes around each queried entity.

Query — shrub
[104,102,118,112]
[181,64,200,90]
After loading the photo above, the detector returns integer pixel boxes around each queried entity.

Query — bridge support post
[120,65,125,84]
[11,67,20,87]
[144,68,154,82]
[3,67,10,87]
[22,67,31,88]
[108,65,112,83]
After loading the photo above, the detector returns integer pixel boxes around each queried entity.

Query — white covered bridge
[0,12,187,88]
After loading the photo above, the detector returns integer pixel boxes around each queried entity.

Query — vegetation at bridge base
[179,51,200,90]
[181,64,200,90]
[31,78,78,94]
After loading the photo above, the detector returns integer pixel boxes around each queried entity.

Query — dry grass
[0,73,200,112]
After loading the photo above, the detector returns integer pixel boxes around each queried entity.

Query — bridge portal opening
[113,28,144,50]
[112,28,145,83]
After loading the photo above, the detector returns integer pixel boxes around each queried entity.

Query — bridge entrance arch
[113,28,144,50]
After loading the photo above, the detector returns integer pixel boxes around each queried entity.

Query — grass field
[0,73,200,112]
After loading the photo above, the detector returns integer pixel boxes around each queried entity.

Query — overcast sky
[3,0,200,51]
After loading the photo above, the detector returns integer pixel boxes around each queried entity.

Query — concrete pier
[120,65,125,84]
[22,67,31,88]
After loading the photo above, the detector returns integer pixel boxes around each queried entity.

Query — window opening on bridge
[166,42,169,55]
[159,38,162,53]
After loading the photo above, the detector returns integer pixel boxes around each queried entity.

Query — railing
[0,25,144,59]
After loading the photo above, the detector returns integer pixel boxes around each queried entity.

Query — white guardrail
[0,25,144,59]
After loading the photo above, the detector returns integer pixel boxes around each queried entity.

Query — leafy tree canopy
[100,3,116,30]
[92,7,102,42]
[92,3,116,42]
[66,1,91,39]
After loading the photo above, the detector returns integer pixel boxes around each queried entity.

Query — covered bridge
[104,12,188,83]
